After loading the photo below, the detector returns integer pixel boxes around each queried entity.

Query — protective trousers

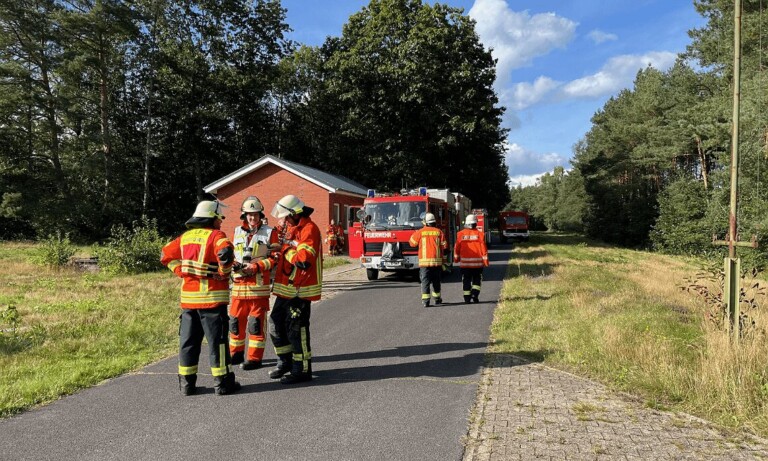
[269,297,312,376]
[419,266,442,303]
[178,304,231,379]
[461,267,483,300]
[228,298,269,363]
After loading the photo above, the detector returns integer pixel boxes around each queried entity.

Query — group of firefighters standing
[160,194,321,396]
[160,194,488,396]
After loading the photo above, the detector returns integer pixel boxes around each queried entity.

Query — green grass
[492,232,768,436]
[323,255,353,270]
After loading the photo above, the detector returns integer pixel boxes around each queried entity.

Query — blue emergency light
[367,189,375,198]
[418,187,427,196]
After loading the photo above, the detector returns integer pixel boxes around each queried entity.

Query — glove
[295,261,310,270]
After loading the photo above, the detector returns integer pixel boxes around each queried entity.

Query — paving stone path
[463,354,768,461]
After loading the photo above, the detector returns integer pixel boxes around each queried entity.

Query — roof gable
[204,154,368,197]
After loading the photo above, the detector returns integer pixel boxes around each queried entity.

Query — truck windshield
[363,201,427,230]
[505,216,527,226]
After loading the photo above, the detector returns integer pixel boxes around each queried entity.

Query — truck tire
[366,268,379,280]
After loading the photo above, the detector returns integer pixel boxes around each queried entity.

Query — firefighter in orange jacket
[325,219,340,255]
[409,212,448,307]
[454,214,489,303]
[268,194,322,384]
[229,196,279,370]
[160,200,241,396]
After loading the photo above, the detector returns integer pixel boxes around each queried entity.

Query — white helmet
[465,214,477,226]
[271,194,305,218]
[424,212,436,225]
[192,200,225,220]
[240,196,264,219]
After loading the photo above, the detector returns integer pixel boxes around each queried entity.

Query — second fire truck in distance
[349,187,471,280]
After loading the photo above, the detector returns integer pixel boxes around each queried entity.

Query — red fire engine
[348,187,471,280]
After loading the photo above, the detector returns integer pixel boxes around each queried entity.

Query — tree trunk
[695,135,709,190]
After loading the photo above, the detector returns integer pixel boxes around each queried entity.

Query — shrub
[95,218,166,275]
[33,231,76,267]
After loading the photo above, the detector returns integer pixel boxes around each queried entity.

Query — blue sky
[281,0,706,186]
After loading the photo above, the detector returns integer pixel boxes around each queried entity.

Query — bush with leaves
[33,231,76,268]
[94,218,166,275]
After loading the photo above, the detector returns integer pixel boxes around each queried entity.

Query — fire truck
[348,187,471,280]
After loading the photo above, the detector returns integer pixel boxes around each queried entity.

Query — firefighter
[325,219,340,256]
[454,214,489,303]
[229,196,279,370]
[409,212,448,307]
[160,200,241,396]
[268,194,323,384]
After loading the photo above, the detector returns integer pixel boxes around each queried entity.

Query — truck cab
[498,210,529,243]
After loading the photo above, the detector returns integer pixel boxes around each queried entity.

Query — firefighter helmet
[424,212,436,225]
[465,214,477,226]
[192,200,225,220]
[240,196,264,219]
[271,194,305,218]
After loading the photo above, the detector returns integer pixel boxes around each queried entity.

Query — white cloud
[508,173,546,188]
[587,29,618,44]
[502,50,679,110]
[561,51,677,98]
[502,76,561,110]
[504,142,566,178]
[469,0,577,86]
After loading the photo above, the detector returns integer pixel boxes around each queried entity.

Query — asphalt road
[1,245,510,461]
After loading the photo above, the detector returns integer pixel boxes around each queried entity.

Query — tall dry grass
[492,233,768,436]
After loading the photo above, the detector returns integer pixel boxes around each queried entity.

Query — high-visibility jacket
[326,225,339,244]
[272,216,323,301]
[231,222,279,299]
[454,228,489,268]
[161,227,234,309]
[409,225,447,267]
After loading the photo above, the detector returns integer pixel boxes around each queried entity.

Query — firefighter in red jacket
[268,194,323,384]
[325,219,340,255]
[454,214,489,303]
[409,212,448,307]
[229,196,279,370]
[160,200,241,396]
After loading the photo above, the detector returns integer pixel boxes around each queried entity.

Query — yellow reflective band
[472,285,482,291]
[463,291,471,295]
[167,260,181,272]
[274,345,293,354]
[422,293,431,300]
[300,327,310,373]
[178,365,198,375]
[285,248,297,263]
[229,338,245,347]
[215,237,229,247]
[431,292,440,297]
[297,243,316,256]
[248,341,266,349]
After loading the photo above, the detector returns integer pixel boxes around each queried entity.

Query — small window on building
[333,203,340,226]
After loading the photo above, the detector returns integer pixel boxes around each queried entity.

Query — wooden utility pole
[712,0,757,343]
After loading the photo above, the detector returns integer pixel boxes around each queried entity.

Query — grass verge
[492,233,768,436]
[0,243,351,417]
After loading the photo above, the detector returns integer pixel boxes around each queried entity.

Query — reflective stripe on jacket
[161,228,233,309]
[273,216,323,301]
[409,226,447,267]
[454,228,489,268]
[231,222,278,299]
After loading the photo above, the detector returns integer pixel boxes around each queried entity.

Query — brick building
[203,155,368,250]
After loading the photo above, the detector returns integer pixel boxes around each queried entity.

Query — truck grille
[364,242,383,254]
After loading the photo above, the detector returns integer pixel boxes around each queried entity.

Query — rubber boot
[280,361,312,385]
[268,353,292,379]
[464,295,471,304]
[179,374,197,396]
[241,360,262,371]
[230,351,244,366]
[214,372,241,396]
[434,297,443,305]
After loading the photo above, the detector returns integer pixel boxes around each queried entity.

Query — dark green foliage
[507,166,587,232]
[651,177,713,254]
[94,218,165,274]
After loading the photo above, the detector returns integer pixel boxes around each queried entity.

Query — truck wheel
[366,268,379,280]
